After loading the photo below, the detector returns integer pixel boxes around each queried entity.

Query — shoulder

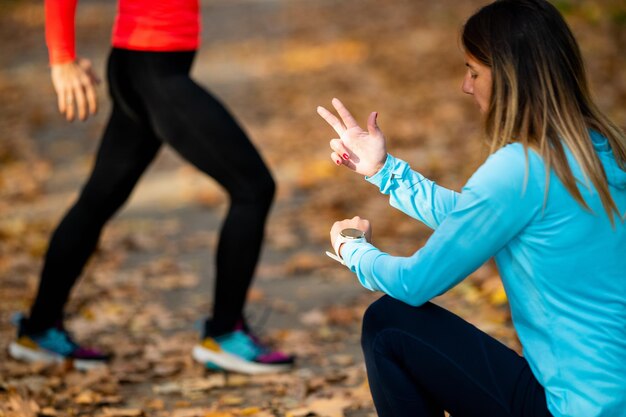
[464,143,544,199]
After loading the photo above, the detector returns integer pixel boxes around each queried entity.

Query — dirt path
[1,0,624,416]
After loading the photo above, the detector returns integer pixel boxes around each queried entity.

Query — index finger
[331,98,359,129]
[317,105,346,136]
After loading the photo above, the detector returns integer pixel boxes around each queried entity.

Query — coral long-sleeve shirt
[45,0,200,64]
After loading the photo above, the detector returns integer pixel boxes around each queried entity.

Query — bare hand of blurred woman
[51,57,100,122]
[317,98,387,177]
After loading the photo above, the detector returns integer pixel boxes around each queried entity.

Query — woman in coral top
[9,0,294,374]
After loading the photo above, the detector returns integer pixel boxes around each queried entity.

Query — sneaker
[192,323,294,375]
[8,314,111,371]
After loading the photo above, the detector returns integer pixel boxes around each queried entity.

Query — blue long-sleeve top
[342,131,626,417]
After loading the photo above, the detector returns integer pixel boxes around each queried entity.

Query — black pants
[361,296,553,417]
[27,48,275,337]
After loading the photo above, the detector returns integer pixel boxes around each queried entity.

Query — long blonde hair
[462,0,626,224]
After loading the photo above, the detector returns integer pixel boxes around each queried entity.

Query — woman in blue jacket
[318,0,626,416]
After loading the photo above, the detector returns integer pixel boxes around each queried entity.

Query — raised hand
[317,98,387,177]
[51,57,100,122]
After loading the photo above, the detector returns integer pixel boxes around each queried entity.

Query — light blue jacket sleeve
[343,145,541,306]
[366,154,460,229]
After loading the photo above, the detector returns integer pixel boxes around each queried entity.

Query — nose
[462,73,473,95]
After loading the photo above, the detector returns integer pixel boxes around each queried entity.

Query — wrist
[337,242,346,258]
[333,228,367,262]
[366,154,388,177]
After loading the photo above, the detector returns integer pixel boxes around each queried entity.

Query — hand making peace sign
[317,98,388,178]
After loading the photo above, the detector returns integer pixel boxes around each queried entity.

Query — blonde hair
[462,0,626,224]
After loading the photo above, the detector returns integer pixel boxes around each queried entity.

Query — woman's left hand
[330,216,372,258]
[50,57,100,122]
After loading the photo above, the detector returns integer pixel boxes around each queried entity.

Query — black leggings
[27,49,275,336]
[361,296,553,417]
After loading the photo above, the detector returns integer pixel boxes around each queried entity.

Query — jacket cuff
[365,154,411,194]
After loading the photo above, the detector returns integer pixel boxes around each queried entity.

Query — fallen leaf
[287,396,352,417]
[98,408,144,417]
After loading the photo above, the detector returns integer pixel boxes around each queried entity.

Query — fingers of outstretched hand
[331,151,343,166]
[331,98,359,129]
[331,151,357,171]
[330,138,350,160]
[317,105,345,136]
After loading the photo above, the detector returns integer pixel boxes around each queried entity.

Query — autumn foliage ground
[0,0,624,416]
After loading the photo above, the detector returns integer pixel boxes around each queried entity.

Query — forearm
[342,241,467,307]
[367,154,460,229]
[45,0,78,64]
[343,146,540,306]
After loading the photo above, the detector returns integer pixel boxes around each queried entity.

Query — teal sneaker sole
[191,344,292,375]
[8,342,107,371]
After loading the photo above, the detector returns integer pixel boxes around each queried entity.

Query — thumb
[79,58,101,84]
[367,111,380,137]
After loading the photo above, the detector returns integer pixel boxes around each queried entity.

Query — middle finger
[331,98,359,129]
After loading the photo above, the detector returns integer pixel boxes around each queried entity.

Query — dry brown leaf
[224,374,251,387]
[145,398,165,410]
[219,395,244,406]
[238,407,261,416]
[296,159,337,189]
[152,362,182,377]
[330,354,354,367]
[170,408,214,417]
[3,395,40,417]
[300,309,328,326]
[287,396,352,417]
[148,272,199,290]
[246,287,265,302]
[284,252,324,276]
[152,375,226,395]
[325,306,357,326]
[74,389,102,404]
[202,412,235,417]
[98,408,144,417]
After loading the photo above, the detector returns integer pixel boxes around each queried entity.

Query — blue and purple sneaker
[192,322,294,374]
[8,315,111,371]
